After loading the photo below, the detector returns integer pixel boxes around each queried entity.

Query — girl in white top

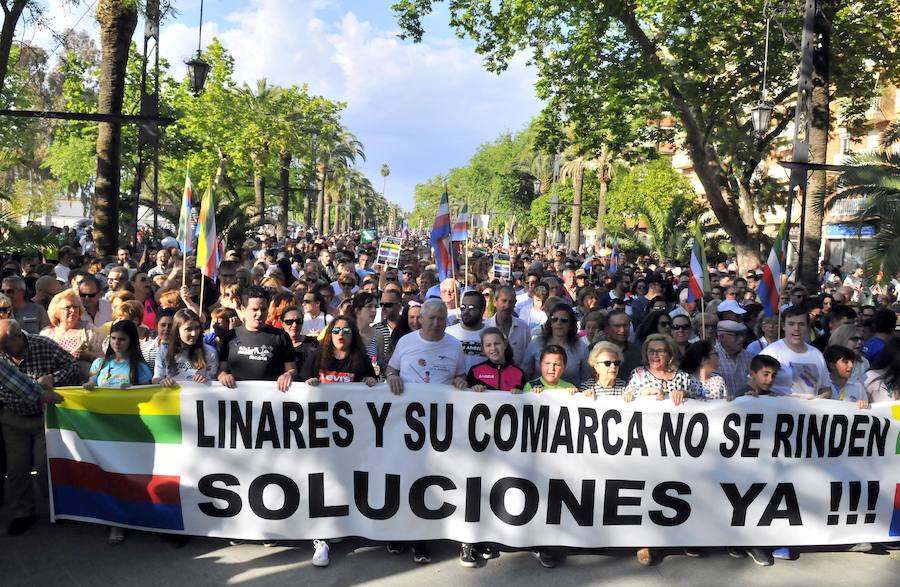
[153,309,218,385]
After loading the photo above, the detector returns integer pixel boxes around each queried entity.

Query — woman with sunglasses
[634,310,672,347]
[299,316,377,386]
[279,305,318,366]
[301,290,332,336]
[579,341,627,397]
[130,271,158,331]
[670,314,693,357]
[523,302,588,388]
[827,324,869,386]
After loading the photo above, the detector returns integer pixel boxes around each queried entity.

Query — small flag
[758,224,786,316]
[430,191,453,280]
[451,204,469,242]
[400,220,410,240]
[177,168,193,254]
[582,257,593,271]
[687,232,710,303]
[502,232,510,250]
[609,239,620,273]
[196,182,218,281]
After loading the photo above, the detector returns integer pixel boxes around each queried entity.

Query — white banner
[47,383,900,547]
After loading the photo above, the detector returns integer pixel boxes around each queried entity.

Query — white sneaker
[312,540,330,567]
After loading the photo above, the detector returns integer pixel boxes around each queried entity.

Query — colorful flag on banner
[196,182,218,281]
[46,387,184,530]
[758,224,786,317]
[177,168,193,254]
[451,204,469,242]
[609,239,620,273]
[430,191,453,280]
[687,234,710,303]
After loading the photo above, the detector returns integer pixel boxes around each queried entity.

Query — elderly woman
[624,334,692,403]
[523,303,589,387]
[579,341,627,397]
[41,289,103,379]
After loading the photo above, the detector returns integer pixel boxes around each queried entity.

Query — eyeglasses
[79,292,99,299]
[599,360,622,367]
[380,302,397,309]
[282,318,300,326]
[671,324,691,331]
[550,316,571,324]
[340,282,354,287]
[60,306,79,313]
[648,348,670,355]
[331,326,353,335]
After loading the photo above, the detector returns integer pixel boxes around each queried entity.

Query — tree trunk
[253,171,265,226]
[596,165,609,237]
[568,167,584,252]
[93,0,138,256]
[314,165,327,234]
[324,193,332,234]
[332,193,341,235]
[0,0,28,97]
[802,6,832,291]
[278,150,291,239]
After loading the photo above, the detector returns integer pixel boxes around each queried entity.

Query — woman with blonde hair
[41,289,103,378]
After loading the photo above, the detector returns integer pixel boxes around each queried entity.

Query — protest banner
[47,383,900,547]
[493,256,511,281]
[376,237,402,268]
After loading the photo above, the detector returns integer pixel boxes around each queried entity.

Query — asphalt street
[2,505,900,587]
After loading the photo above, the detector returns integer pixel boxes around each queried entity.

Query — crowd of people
[0,224,899,569]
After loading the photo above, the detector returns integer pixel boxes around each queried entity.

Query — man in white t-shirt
[760,306,831,398]
[446,290,487,371]
[386,299,467,393]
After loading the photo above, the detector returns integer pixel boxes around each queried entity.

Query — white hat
[717,320,747,333]
[717,300,747,315]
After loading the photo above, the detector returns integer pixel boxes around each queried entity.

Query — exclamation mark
[828,481,841,525]
[865,481,879,524]
[847,481,861,524]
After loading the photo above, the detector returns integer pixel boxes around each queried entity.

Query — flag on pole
[609,239,620,273]
[451,204,469,242]
[687,235,710,303]
[177,168,194,254]
[400,220,410,240]
[502,232,510,250]
[758,224,786,316]
[581,256,593,271]
[430,190,453,280]
[196,182,218,281]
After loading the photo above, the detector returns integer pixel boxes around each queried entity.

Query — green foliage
[832,120,900,277]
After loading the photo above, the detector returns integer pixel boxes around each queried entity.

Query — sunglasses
[380,302,397,309]
[671,324,691,331]
[1,289,15,295]
[385,276,398,282]
[0,306,10,313]
[79,292,99,298]
[282,318,300,326]
[340,282,354,287]
[331,326,353,335]
[648,348,670,355]
[599,360,622,367]
[550,316,571,324]
[459,304,481,311]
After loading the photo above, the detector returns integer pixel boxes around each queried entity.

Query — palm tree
[832,120,900,277]
[560,151,597,252]
[380,163,390,199]
[316,127,365,234]
[93,0,138,254]
[240,79,281,225]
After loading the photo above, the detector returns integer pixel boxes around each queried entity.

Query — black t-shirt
[298,349,376,384]
[220,325,295,381]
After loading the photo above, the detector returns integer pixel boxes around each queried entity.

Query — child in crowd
[524,345,577,393]
[154,309,219,386]
[740,354,780,397]
[824,345,868,409]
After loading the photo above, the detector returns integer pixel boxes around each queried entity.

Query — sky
[25,0,543,212]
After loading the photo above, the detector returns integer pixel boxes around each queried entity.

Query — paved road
[3,505,900,587]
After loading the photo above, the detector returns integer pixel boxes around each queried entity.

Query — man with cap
[669,288,698,320]
[715,319,753,395]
